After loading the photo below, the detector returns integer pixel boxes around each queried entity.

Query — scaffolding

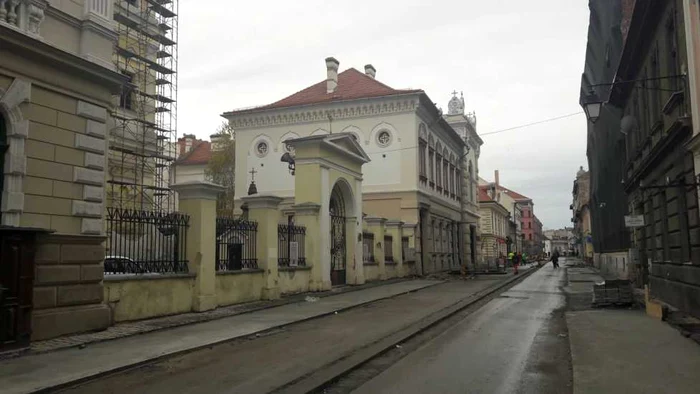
[109,0,178,212]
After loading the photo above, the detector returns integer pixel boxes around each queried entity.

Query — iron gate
[330,186,346,285]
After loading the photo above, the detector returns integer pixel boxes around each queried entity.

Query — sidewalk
[0,280,442,394]
[564,260,700,394]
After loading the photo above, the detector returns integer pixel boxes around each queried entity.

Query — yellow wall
[216,271,265,307]
[385,264,398,279]
[104,276,195,322]
[278,268,311,294]
[364,264,380,281]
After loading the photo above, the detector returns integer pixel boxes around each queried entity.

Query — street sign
[624,215,645,228]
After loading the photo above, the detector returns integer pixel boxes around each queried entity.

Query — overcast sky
[178,0,590,230]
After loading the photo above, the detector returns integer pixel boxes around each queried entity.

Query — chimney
[326,57,339,94]
[364,64,376,79]
[495,170,500,187]
[183,134,196,153]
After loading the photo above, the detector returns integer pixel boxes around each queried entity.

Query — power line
[480,112,584,137]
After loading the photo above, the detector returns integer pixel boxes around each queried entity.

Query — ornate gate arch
[329,183,346,285]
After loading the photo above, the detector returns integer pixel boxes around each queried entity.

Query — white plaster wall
[173,164,207,183]
[233,107,417,202]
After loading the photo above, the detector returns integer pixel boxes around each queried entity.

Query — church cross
[451,90,458,97]
[249,168,257,182]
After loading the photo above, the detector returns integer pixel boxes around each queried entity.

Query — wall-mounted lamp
[582,89,603,124]
[280,152,295,175]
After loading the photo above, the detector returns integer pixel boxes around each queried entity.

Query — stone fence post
[241,195,282,300]
[290,202,323,291]
[365,216,387,280]
[386,220,404,277]
[171,181,224,312]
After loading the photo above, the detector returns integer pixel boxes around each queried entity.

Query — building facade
[580,0,632,275]
[223,58,478,274]
[614,0,700,318]
[478,185,510,267]
[572,166,593,262]
[0,0,127,345]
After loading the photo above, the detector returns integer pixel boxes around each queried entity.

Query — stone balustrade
[0,0,47,37]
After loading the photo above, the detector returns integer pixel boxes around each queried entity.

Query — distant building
[478,185,510,268]
[544,228,574,255]
[571,166,593,262]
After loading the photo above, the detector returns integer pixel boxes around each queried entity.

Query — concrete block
[75,134,105,154]
[57,284,104,306]
[50,215,82,234]
[77,101,107,122]
[83,185,103,202]
[27,104,57,125]
[1,190,24,212]
[73,167,104,186]
[19,213,50,229]
[84,152,104,170]
[72,200,102,218]
[81,264,104,282]
[24,176,53,197]
[32,87,76,114]
[25,139,55,161]
[53,180,82,200]
[4,150,26,175]
[61,244,105,264]
[31,304,110,340]
[33,287,57,309]
[29,122,74,148]
[24,195,72,216]
[26,158,73,182]
[55,146,84,166]
[58,112,86,133]
[81,218,102,235]
[35,243,60,264]
[86,120,106,138]
[36,265,81,285]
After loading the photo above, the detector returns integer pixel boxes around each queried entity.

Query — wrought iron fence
[363,231,375,263]
[216,216,258,271]
[385,235,394,262]
[105,207,189,275]
[278,223,306,267]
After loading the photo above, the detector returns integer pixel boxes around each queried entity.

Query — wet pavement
[353,260,571,394]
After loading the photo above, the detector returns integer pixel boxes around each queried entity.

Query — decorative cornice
[227,97,420,129]
[44,3,81,29]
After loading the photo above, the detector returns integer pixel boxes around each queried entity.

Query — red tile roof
[225,68,422,115]
[175,141,211,165]
[498,185,531,201]
[479,186,494,202]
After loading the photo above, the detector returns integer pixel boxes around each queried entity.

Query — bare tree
[206,122,236,215]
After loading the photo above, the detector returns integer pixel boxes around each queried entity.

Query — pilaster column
[365,216,387,280]
[386,220,405,277]
[291,202,324,291]
[241,195,283,299]
[171,181,225,312]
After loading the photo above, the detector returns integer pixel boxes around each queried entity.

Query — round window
[376,130,392,147]
[283,141,295,155]
[255,141,269,157]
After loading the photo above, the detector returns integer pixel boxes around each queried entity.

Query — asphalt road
[352,260,572,394]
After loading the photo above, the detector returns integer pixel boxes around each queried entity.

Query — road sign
[624,215,645,228]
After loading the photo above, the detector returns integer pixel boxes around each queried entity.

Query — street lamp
[582,90,603,124]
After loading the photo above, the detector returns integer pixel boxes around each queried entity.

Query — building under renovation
[109,0,178,213]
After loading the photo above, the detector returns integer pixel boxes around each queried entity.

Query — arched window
[0,113,6,224]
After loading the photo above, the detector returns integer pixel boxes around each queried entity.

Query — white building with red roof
[222,57,479,274]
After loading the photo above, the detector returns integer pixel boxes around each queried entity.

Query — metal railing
[363,232,375,263]
[216,216,258,271]
[105,207,189,275]
[385,235,394,262]
[278,223,306,267]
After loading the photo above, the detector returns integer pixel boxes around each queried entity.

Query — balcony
[0,0,47,37]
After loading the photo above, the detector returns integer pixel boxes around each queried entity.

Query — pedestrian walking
[551,250,560,268]
[513,252,521,275]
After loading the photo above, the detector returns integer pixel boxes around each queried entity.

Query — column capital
[290,202,321,216]
[365,216,387,225]
[385,220,405,228]
[241,194,283,210]
[171,181,225,201]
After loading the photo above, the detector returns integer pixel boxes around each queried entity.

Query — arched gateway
[330,183,347,285]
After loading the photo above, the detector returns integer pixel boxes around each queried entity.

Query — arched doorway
[329,183,346,285]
